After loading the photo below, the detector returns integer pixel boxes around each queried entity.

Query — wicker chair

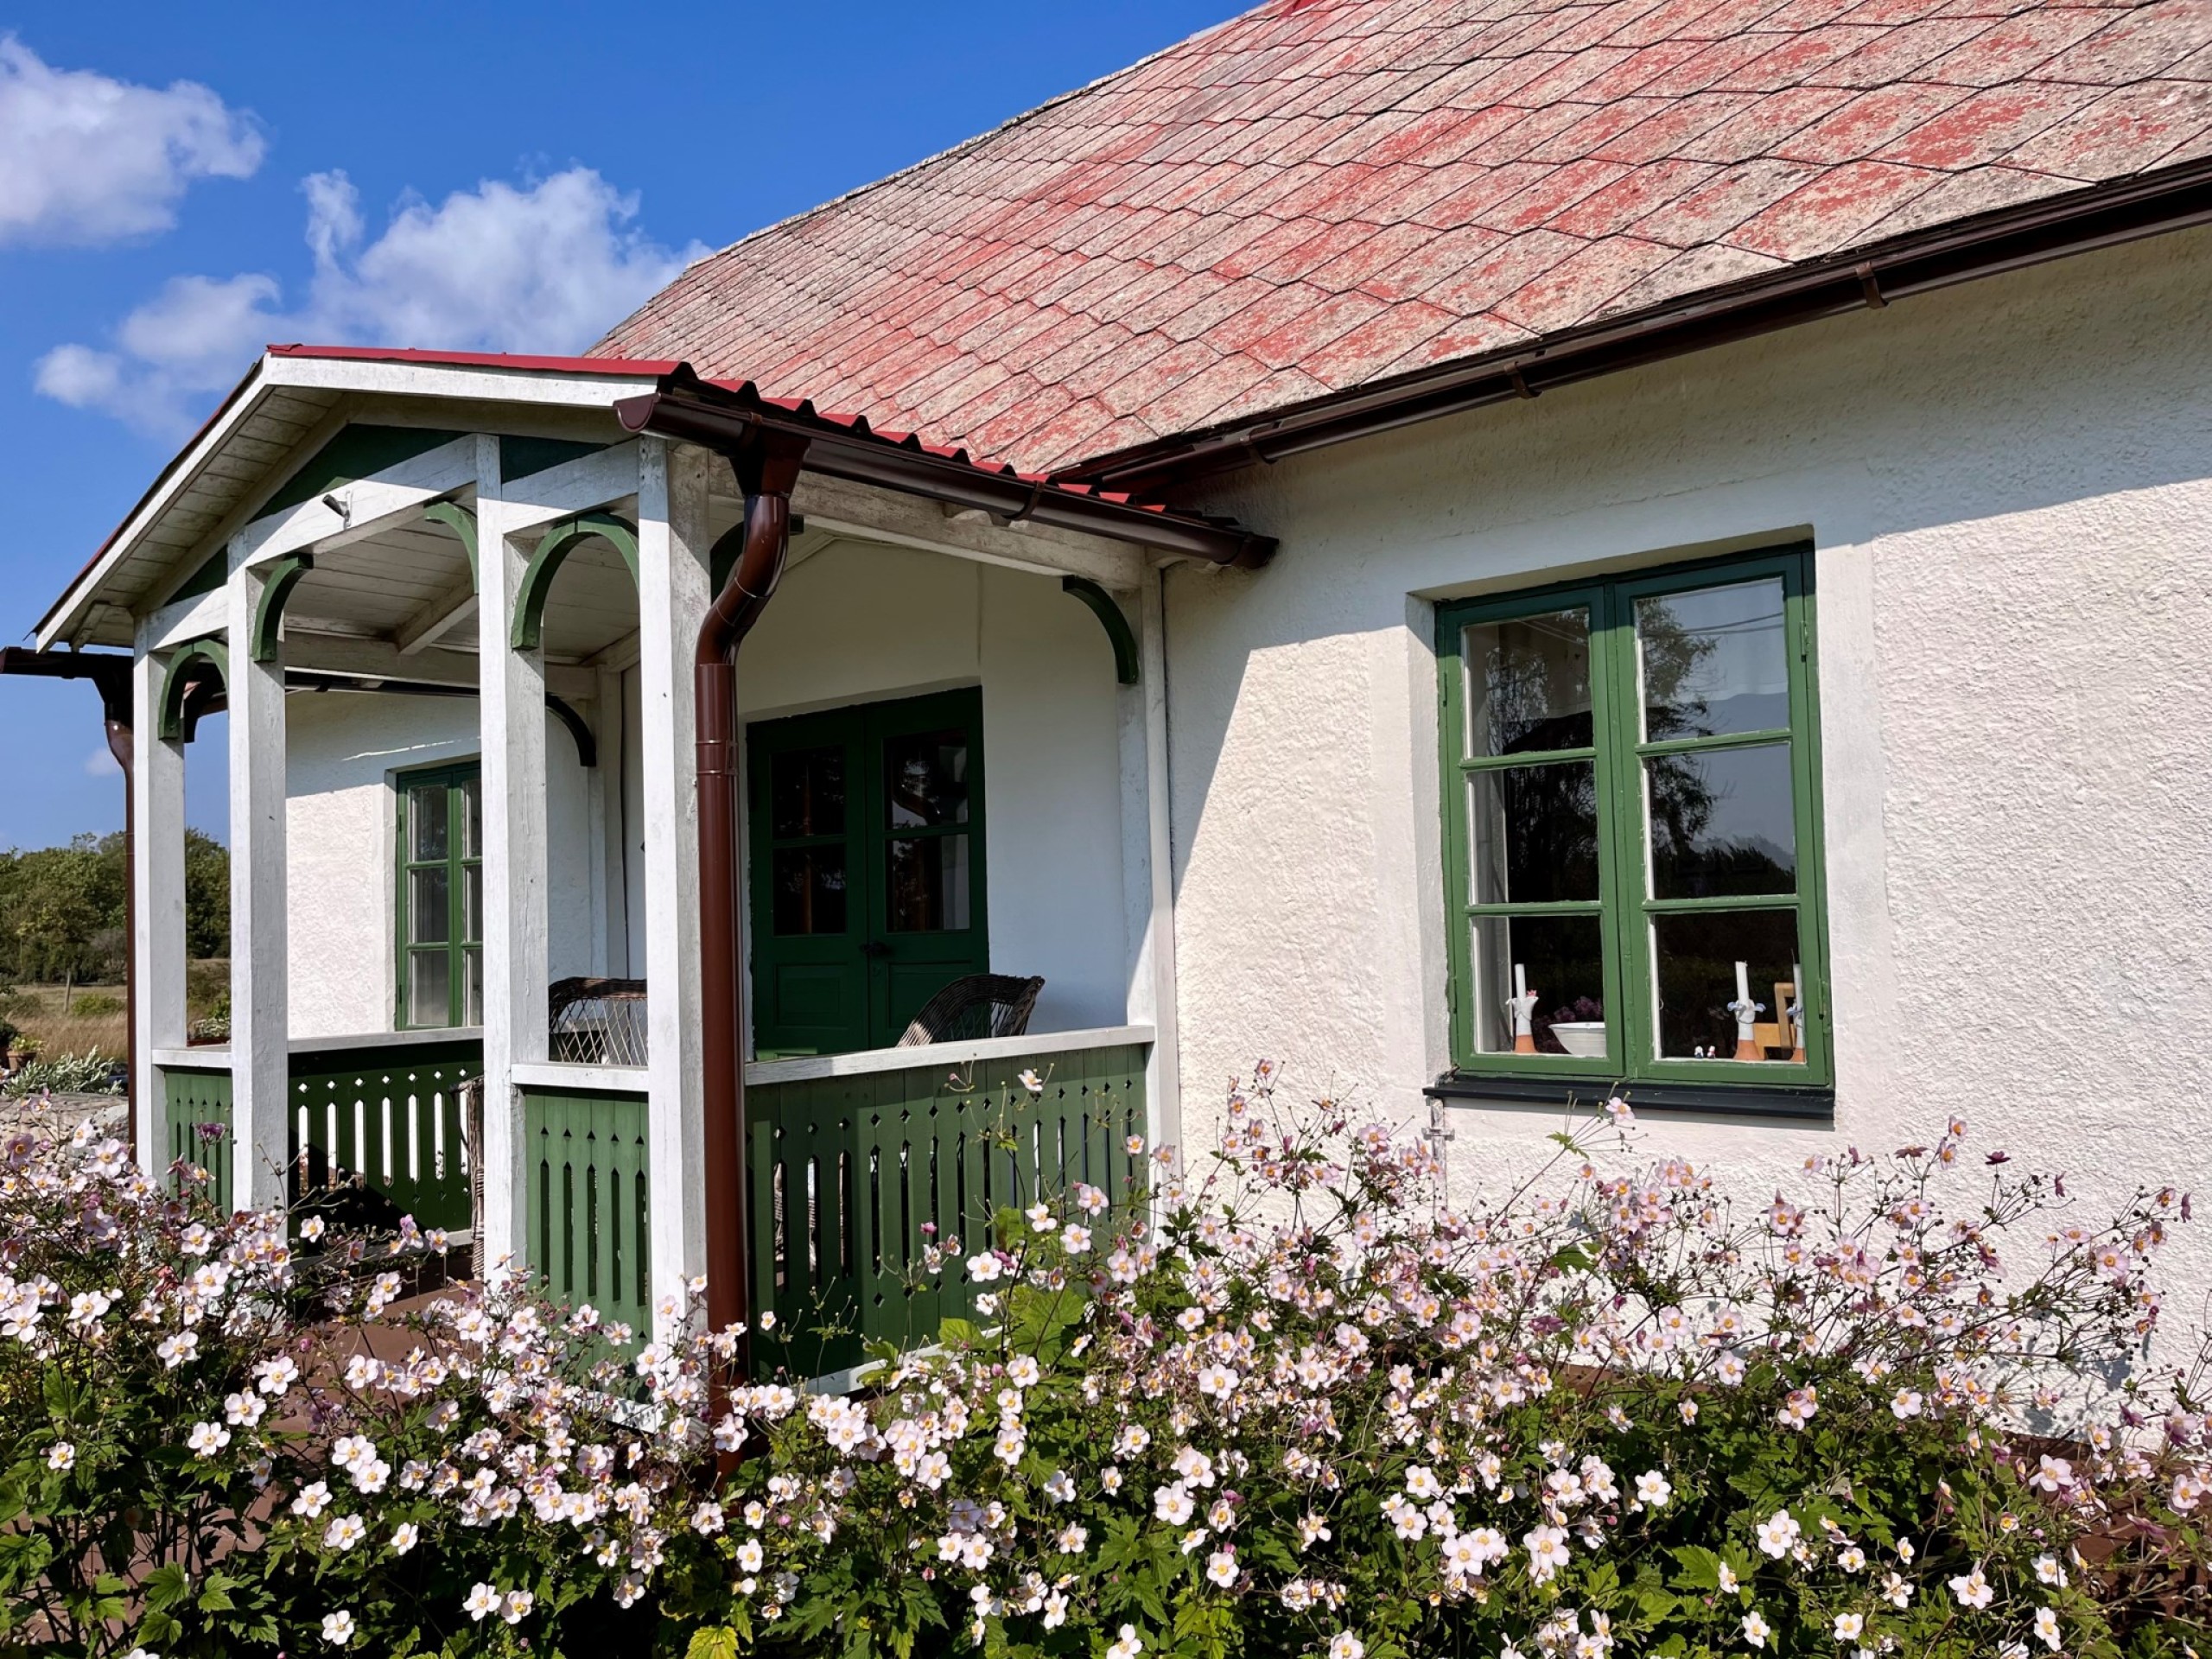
[549,976,650,1066]
[895,974,1045,1046]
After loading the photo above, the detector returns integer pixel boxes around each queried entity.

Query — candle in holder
[1729,958,1762,1061]
[1510,961,1539,1054]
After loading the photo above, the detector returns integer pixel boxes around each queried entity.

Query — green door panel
[747,688,988,1057]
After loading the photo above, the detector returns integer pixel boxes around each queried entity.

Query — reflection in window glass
[885,730,969,828]
[410,785,448,861]
[1637,579,1789,740]
[408,951,451,1030]
[1469,762,1599,905]
[887,835,971,932]
[772,745,846,839]
[1649,908,1802,1061]
[410,868,450,945]
[1464,608,1592,756]
[460,776,482,860]
[464,950,483,1027]
[1645,742,1796,899]
[1469,912,1606,1057]
[772,847,849,936]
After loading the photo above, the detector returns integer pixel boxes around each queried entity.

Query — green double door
[747,688,989,1057]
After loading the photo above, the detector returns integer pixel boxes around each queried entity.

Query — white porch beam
[142,590,227,654]
[278,636,595,702]
[475,435,549,1276]
[637,436,713,1334]
[233,435,478,569]
[787,474,1147,588]
[393,575,479,657]
[499,441,641,531]
[130,646,188,1168]
[226,553,289,1210]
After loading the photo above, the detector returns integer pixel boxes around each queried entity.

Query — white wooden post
[1119,565,1182,1165]
[636,437,714,1330]
[594,664,631,977]
[130,644,188,1170]
[475,436,550,1274]
[226,556,289,1210]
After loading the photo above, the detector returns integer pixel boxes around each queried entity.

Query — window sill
[1427,1071,1834,1123]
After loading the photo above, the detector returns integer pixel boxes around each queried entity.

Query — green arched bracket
[512,512,639,652]
[420,500,479,591]
[249,553,314,664]
[546,696,597,768]
[157,637,230,743]
[1060,576,1140,685]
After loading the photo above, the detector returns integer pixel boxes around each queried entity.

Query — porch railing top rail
[746,1023,1154,1088]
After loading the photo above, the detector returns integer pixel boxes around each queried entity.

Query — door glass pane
[409,784,449,861]
[463,863,482,944]
[772,847,849,936]
[1464,607,1592,757]
[1646,742,1796,899]
[460,777,481,860]
[1469,913,1606,1057]
[887,835,971,932]
[885,730,969,829]
[772,746,846,839]
[1469,761,1599,904]
[1649,908,1803,1062]
[410,868,451,944]
[463,949,483,1027]
[1637,578,1789,740]
[408,950,452,1029]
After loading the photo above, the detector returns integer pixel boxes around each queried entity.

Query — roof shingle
[593,0,2212,474]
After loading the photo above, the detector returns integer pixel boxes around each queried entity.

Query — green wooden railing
[161,1066,236,1212]
[747,1040,1147,1378]
[289,1040,484,1232]
[523,1086,652,1338]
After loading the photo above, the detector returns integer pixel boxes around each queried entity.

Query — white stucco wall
[285,689,596,1038]
[741,538,1131,1033]
[1166,226,2212,1319]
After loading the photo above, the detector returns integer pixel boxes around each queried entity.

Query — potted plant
[6,1031,40,1071]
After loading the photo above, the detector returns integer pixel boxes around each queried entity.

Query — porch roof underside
[35,351,1263,653]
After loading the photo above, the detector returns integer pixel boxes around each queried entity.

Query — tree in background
[0,830,228,983]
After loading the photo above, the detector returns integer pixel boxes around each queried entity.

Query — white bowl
[1549,1020,1607,1058]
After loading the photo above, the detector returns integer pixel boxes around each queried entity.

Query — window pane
[460,776,481,860]
[885,729,970,829]
[410,868,451,944]
[887,834,971,932]
[408,950,452,1028]
[1649,908,1804,1062]
[1646,742,1796,899]
[1637,578,1789,740]
[772,847,848,936]
[463,949,483,1027]
[1468,912,1606,1058]
[772,745,845,839]
[1469,762,1599,904]
[409,784,449,861]
[463,863,482,944]
[1464,607,1592,757]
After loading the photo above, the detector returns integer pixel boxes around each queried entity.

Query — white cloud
[0,35,262,246]
[37,167,707,433]
[84,746,118,778]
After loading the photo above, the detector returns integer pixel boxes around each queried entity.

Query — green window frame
[1436,545,1831,1102]
[394,760,483,1031]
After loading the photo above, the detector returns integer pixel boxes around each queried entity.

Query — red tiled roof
[595,0,2212,477]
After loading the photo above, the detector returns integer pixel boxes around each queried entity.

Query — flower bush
[2,1071,2210,1658]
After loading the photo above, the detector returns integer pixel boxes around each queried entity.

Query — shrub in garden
[3,1074,2211,1657]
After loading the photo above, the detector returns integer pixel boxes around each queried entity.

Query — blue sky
[0,0,1233,849]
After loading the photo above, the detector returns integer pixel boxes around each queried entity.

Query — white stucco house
[14,0,2212,1372]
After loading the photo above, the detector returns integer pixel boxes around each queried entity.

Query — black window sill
[1427,1071,1834,1123]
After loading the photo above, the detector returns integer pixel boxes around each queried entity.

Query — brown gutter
[1058,156,2212,493]
[614,381,1274,569]
[692,431,809,1389]
[0,650,136,1147]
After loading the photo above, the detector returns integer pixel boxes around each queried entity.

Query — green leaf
[1669,1546,1722,1592]
[143,1560,190,1612]
[686,1625,742,1659]
[938,1317,981,1348]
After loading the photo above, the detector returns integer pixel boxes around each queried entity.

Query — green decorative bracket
[420,500,479,591]
[512,512,639,652]
[156,637,230,743]
[1060,576,1140,685]
[248,553,314,664]
[546,696,597,768]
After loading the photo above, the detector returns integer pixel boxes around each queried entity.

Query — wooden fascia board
[785,473,1144,589]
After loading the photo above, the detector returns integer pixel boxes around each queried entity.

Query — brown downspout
[694,432,809,1387]
[0,650,135,1147]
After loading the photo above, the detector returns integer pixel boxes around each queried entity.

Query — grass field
[0,962,227,1061]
